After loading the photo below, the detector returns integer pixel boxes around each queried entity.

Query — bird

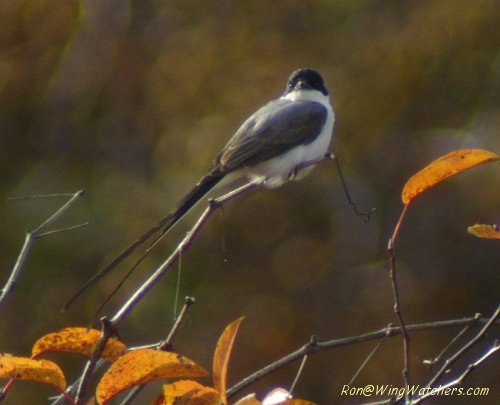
[64,68,334,310]
[162,67,335,229]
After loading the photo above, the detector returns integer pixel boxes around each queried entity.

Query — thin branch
[35,221,90,238]
[32,190,85,234]
[387,236,411,403]
[0,190,86,306]
[422,313,480,368]
[412,341,500,404]
[74,318,114,405]
[348,325,392,386]
[110,180,260,325]
[424,304,500,389]
[333,155,375,222]
[118,297,196,405]
[226,314,494,399]
[159,296,196,350]
[386,203,412,403]
[49,360,107,405]
[289,355,308,395]
[63,210,175,311]
[8,192,80,200]
[69,153,335,402]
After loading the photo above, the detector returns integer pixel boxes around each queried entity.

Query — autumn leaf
[233,390,318,405]
[401,149,499,204]
[96,349,208,404]
[161,380,220,405]
[233,393,261,405]
[467,224,500,240]
[32,327,128,362]
[0,354,66,391]
[213,317,244,403]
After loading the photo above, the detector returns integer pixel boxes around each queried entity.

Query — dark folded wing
[216,99,327,172]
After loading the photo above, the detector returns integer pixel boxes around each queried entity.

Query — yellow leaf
[32,327,128,362]
[467,224,500,240]
[213,317,245,403]
[0,354,66,391]
[162,380,220,405]
[401,149,500,204]
[233,393,261,405]
[96,349,208,404]
[262,388,291,404]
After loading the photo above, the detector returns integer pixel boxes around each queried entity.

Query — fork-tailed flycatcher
[163,67,334,229]
[64,68,334,309]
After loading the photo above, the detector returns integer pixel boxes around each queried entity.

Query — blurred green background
[1,0,499,403]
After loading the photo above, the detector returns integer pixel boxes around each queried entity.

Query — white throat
[282,89,330,104]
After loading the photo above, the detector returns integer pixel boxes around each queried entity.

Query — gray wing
[215,99,327,172]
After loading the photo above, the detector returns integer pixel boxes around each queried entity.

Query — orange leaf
[162,380,220,405]
[213,317,244,403]
[262,388,291,404]
[0,354,66,390]
[401,149,499,204]
[32,327,128,362]
[96,349,208,404]
[467,224,500,240]
[233,394,261,405]
[284,400,318,405]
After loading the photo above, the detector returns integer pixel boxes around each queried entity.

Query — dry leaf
[32,327,128,362]
[467,224,500,239]
[262,388,291,404]
[213,317,245,403]
[233,393,261,405]
[401,149,499,204]
[96,349,208,404]
[0,354,66,391]
[162,380,220,405]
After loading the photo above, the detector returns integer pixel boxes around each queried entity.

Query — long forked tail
[63,170,225,311]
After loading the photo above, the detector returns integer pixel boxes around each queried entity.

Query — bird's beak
[295,80,311,91]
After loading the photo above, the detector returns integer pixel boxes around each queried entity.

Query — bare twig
[348,325,392,386]
[289,355,308,395]
[333,155,375,222]
[118,297,196,405]
[74,318,114,404]
[422,313,480,368]
[64,153,335,311]
[226,314,494,399]
[387,238,411,403]
[424,304,500,389]
[412,341,500,404]
[8,192,80,200]
[386,203,412,403]
[70,179,260,402]
[49,360,107,405]
[0,190,86,306]
[110,180,260,324]
[69,153,334,402]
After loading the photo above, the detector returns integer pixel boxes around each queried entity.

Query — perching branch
[226,313,496,399]
[0,190,87,306]
[71,153,334,402]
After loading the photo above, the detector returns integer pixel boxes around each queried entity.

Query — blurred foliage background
[1,0,499,403]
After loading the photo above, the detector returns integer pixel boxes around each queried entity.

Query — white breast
[247,89,335,188]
